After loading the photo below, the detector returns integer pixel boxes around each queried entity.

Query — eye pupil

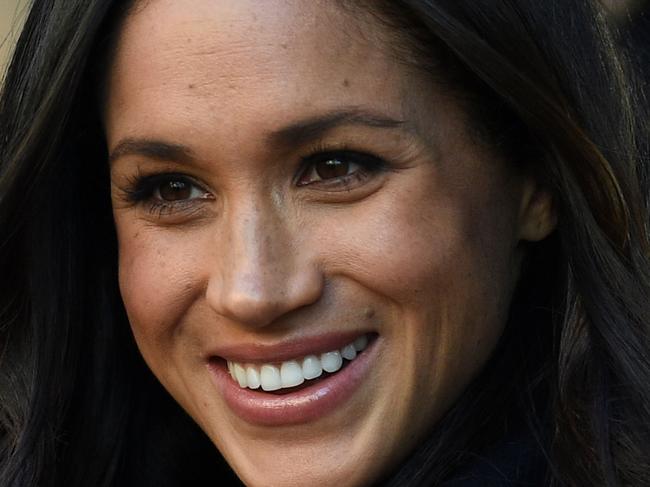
[315,158,349,180]
[159,180,191,201]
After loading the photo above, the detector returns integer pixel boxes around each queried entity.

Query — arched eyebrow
[266,108,406,148]
[108,139,195,165]
[108,108,406,165]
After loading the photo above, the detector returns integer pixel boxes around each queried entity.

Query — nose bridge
[233,198,286,288]
[207,195,321,327]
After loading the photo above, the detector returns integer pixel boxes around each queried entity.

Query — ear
[517,178,556,242]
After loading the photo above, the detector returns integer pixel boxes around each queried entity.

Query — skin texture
[106,1,555,485]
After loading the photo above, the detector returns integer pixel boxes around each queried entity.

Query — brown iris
[159,180,192,201]
[314,158,350,180]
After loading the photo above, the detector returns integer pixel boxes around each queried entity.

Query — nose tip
[208,268,322,328]
[206,199,324,328]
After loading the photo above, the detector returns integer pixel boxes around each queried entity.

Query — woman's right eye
[123,173,214,216]
[154,178,205,202]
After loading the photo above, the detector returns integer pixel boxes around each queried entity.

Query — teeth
[233,363,247,388]
[340,343,357,361]
[321,351,343,373]
[260,365,282,391]
[226,334,370,391]
[302,355,323,380]
[280,361,304,388]
[353,335,368,351]
[246,365,261,389]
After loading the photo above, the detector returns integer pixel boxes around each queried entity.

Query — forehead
[105,0,420,138]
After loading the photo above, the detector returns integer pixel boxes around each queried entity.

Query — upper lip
[207,330,372,364]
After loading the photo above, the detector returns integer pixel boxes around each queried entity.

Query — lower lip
[207,338,378,426]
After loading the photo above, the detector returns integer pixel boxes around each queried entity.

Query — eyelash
[296,149,386,188]
[122,148,388,217]
[122,172,211,217]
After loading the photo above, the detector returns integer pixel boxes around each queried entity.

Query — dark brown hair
[363,2,650,486]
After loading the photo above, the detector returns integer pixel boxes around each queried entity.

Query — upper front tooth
[340,343,357,360]
[260,364,282,391]
[280,360,305,388]
[321,351,343,373]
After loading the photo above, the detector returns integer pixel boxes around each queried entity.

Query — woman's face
[107,1,551,485]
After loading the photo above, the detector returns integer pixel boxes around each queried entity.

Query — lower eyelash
[297,147,388,187]
[146,201,175,217]
[323,167,372,189]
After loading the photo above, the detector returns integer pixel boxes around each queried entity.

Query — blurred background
[1,0,28,79]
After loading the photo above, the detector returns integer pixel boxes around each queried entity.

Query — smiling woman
[1,1,649,487]
[109,3,539,480]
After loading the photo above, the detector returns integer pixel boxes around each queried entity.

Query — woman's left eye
[297,151,385,187]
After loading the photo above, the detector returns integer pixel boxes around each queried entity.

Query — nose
[206,199,323,328]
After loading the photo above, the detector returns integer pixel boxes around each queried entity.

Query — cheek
[313,174,518,317]
[310,166,521,405]
[114,216,204,362]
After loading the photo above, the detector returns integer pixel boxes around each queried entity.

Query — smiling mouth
[224,334,372,393]
[207,332,379,425]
